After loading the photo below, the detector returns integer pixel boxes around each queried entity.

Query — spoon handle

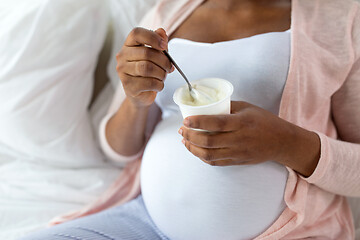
[163,50,193,92]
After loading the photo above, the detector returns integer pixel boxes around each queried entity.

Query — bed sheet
[0,84,119,240]
[0,85,119,240]
[0,156,120,239]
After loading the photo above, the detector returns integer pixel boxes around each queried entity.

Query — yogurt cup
[173,78,234,119]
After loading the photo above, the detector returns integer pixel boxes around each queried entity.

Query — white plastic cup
[173,78,234,119]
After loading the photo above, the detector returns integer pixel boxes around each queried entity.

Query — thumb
[231,101,250,114]
[154,28,168,40]
[154,28,168,50]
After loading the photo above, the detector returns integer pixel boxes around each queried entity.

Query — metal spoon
[163,50,193,92]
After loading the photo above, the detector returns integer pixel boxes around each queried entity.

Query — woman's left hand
[179,101,321,177]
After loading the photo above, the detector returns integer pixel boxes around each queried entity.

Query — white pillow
[0,1,123,239]
[0,0,109,168]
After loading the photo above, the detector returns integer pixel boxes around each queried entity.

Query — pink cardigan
[52,0,360,239]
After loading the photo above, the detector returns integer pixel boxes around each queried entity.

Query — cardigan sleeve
[303,6,360,196]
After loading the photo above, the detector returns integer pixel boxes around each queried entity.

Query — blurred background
[0,0,158,239]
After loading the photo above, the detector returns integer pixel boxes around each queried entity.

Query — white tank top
[141,31,291,240]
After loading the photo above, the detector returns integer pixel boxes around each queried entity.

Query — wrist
[279,124,321,177]
[299,130,321,177]
[125,97,151,113]
[106,97,150,156]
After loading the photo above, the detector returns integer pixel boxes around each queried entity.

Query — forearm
[277,123,321,178]
[106,97,150,156]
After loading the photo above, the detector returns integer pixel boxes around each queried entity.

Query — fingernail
[183,118,190,127]
[160,39,167,49]
[170,65,175,72]
[178,128,183,135]
[181,139,185,145]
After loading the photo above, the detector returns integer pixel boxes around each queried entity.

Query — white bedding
[0,1,121,239]
[0,0,158,238]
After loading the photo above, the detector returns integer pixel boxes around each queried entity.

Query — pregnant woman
[24,0,360,239]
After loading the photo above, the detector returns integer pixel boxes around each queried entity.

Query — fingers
[155,28,168,45]
[120,75,164,97]
[184,114,243,132]
[117,27,172,84]
[182,139,233,163]
[183,101,253,132]
[204,159,253,166]
[125,27,167,51]
[182,139,253,167]
[124,46,173,73]
[116,28,169,107]
[122,60,167,81]
[230,101,251,114]
[179,127,237,148]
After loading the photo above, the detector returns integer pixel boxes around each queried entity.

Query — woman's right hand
[116,27,174,108]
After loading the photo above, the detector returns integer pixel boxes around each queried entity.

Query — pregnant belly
[141,114,289,240]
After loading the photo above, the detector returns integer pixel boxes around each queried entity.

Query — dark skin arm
[179,101,320,177]
[106,28,173,156]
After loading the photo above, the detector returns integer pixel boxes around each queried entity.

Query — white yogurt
[173,78,233,119]
[180,84,220,106]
